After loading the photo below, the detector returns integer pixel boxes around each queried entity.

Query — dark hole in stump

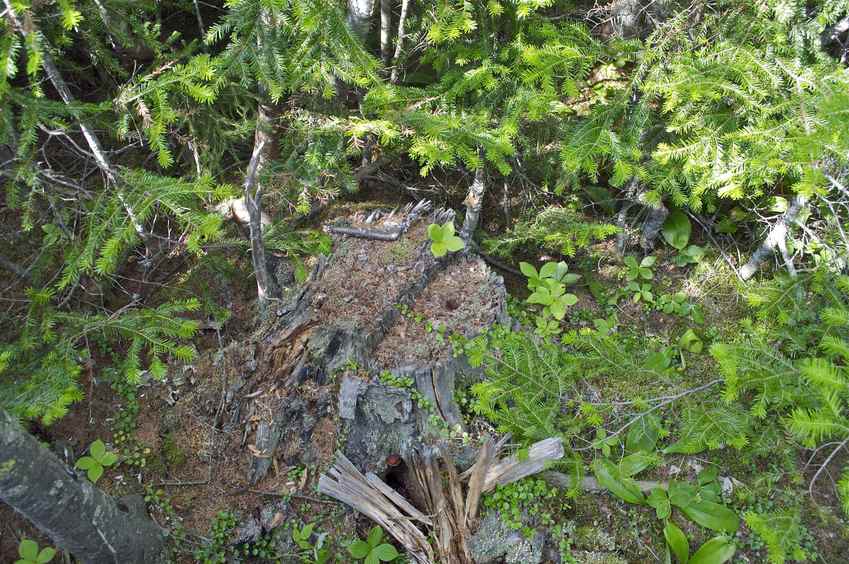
[445,298,460,311]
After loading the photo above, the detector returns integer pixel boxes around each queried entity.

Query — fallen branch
[739,194,807,280]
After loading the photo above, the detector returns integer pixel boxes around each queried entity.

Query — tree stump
[233,205,508,484]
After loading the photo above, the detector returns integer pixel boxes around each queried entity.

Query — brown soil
[375,257,504,368]
[314,221,433,334]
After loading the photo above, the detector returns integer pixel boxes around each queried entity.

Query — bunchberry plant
[427,222,465,257]
[521,261,580,327]
[75,439,118,483]
[624,255,656,281]
[15,540,55,564]
[348,526,399,563]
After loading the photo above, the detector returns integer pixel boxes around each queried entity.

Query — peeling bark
[389,0,411,83]
[0,409,165,563]
[243,103,279,313]
[460,167,486,243]
[380,0,393,65]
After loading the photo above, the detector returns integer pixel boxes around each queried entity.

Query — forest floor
[2,193,849,564]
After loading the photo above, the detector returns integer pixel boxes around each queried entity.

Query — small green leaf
[619,452,658,477]
[367,526,384,548]
[427,223,443,242]
[373,543,399,561]
[563,293,578,306]
[90,440,106,460]
[365,553,379,564]
[662,210,692,250]
[679,329,703,353]
[348,540,371,559]
[664,521,690,563]
[75,456,97,470]
[99,452,118,467]
[87,464,104,483]
[431,242,448,257]
[668,480,698,509]
[37,547,56,564]
[444,236,465,252]
[689,536,736,564]
[519,262,538,280]
[648,488,672,520]
[626,414,662,452]
[19,540,39,561]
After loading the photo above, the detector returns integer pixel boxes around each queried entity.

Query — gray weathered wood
[0,409,165,563]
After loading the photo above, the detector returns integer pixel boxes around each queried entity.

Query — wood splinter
[317,436,564,564]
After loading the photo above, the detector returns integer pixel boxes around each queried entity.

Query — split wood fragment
[318,436,564,564]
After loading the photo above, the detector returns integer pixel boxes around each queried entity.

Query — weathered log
[0,409,165,563]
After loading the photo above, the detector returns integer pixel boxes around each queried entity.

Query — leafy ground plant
[75,439,118,483]
[520,261,580,334]
[427,222,464,257]
[348,526,399,563]
[15,540,55,564]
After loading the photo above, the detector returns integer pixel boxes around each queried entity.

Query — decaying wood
[318,452,436,564]
[740,194,808,280]
[326,199,433,241]
[460,167,486,243]
[318,436,564,564]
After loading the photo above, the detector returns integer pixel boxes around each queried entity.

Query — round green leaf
[442,221,455,236]
[75,456,96,470]
[87,464,104,483]
[563,293,578,306]
[444,236,465,252]
[519,262,538,280]
[348,540,371,559]
[19,539,39,561]
[90,440,106,460]
[431,242,447,257]
[367,526,384,548]
[427,223,443,242]
[373,543,399,561]
[99,452,118,467]
[663,521,689,564]
[37,547,56,563]
[689,536,736,564]
[662,210,691,250]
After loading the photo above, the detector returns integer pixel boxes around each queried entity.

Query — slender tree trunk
[461,167,486,243]
[347,0,376,42]
[380,0,393,65]
[740,194,807,280]
[0,409,165,563]
[389,0,411,83]
[243,103,278,313]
